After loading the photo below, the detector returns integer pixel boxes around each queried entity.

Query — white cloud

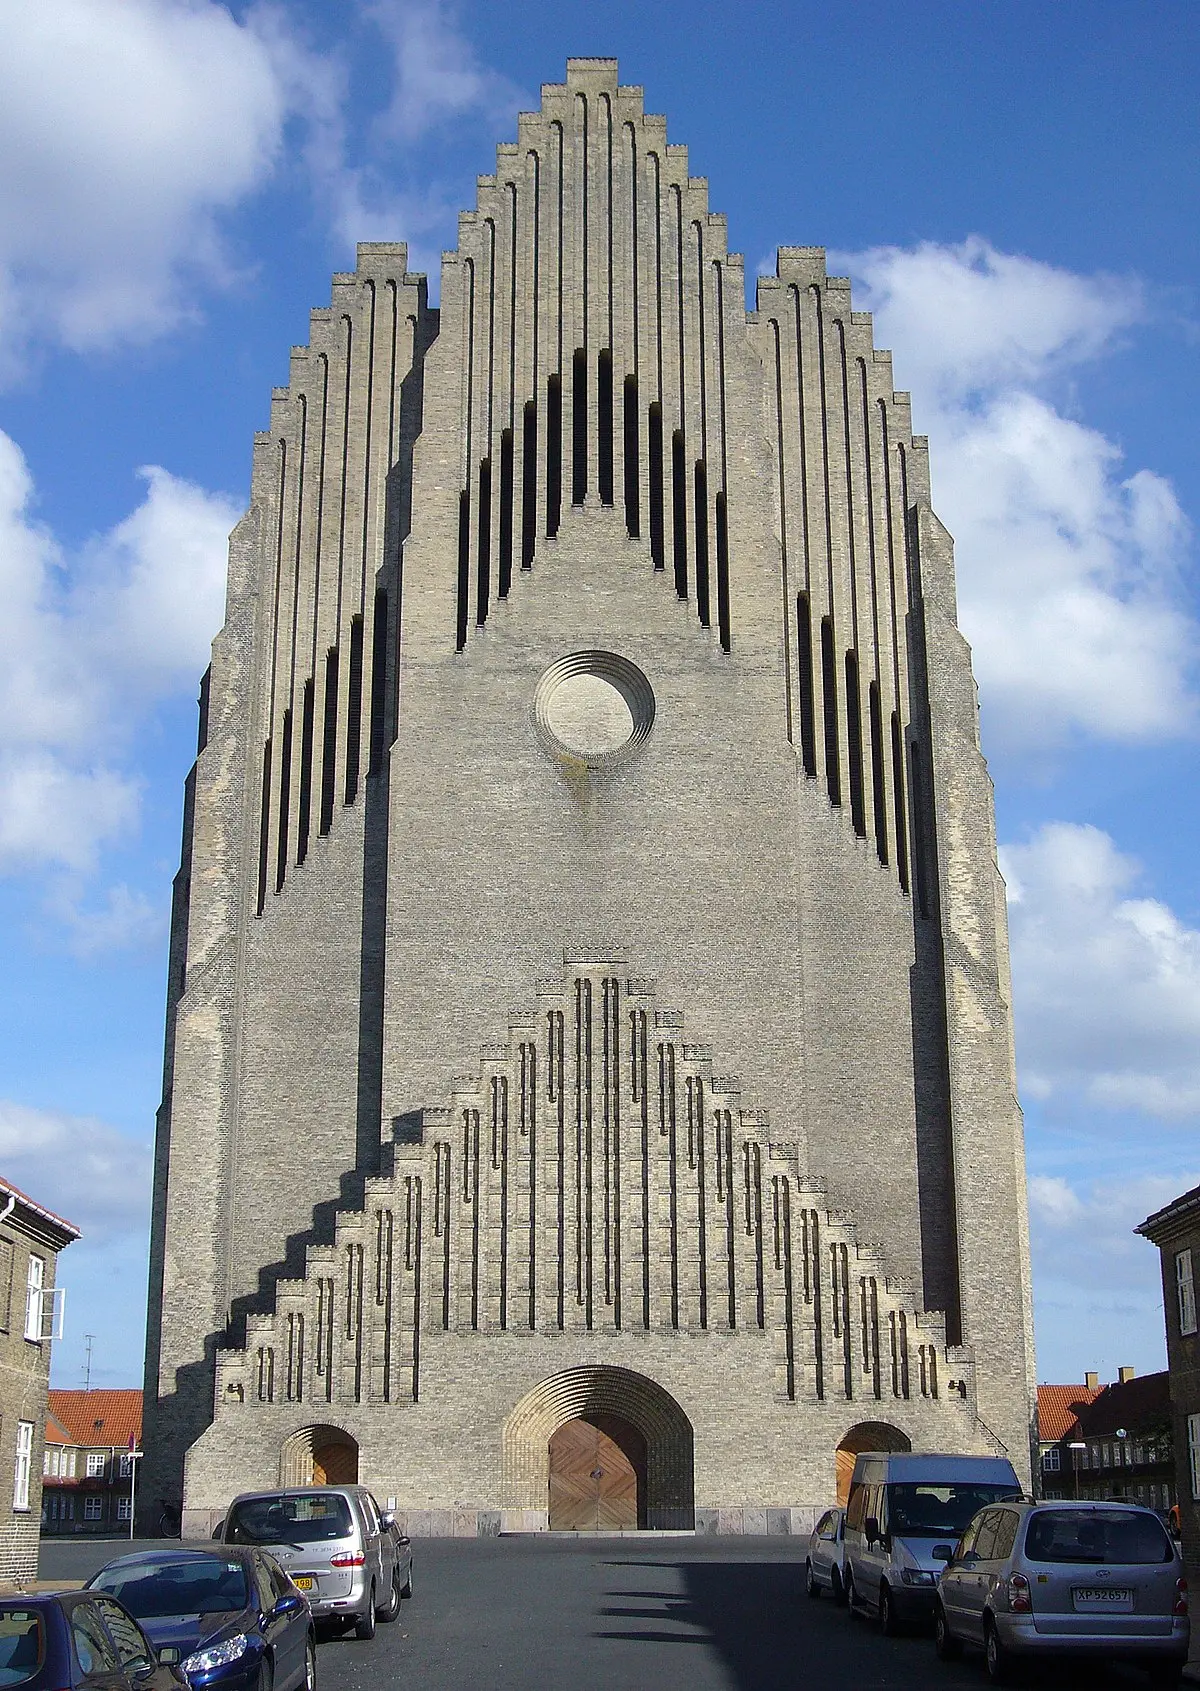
[0,426,236,880]
[365,0,525,143]
[1029,1170,1192,1290]
[0,1100,151,1244]
[1002,822,1200,1115]
[0,0,290,368]
[841,237,1196,755]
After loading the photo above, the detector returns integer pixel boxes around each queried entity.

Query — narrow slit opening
[344,613,364,805]
[319,647,338,835]
[715,492,731,652]
[648,402,664,567]
[571,347,587,505]
[693,460,710,626]
[795,593,817,776]
[893,713,911,894]
[521,401,537,568]
[369,589,389,776]
[256,738,272,917]
[910,738,929,917]
[820,617,841,806]
[546,374,562,536]
[869,680,888,864]
[597,349,613,505]
[297,678,315,863]
[845,650,866,836]
[498,428,514,596]
[623,375,639,537]
[671,428,688,598]
[476,456,492,625]
[275,707,293,894]
[455,489,470,650]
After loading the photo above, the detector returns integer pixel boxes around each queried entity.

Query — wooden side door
[548,1416,645,1530]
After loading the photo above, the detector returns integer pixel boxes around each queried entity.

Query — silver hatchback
[934,1500,1189,1685]
[219,1487,412,1639]
[804,1507,847,1602]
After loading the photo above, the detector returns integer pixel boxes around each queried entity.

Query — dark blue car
[0,1591,188,1691]
[86,1549,315,1691]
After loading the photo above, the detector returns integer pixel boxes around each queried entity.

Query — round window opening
[534,652,655,768]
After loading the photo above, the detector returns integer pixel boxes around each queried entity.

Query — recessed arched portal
[279,1424,359,1488]
[835,1420,912,1505]
[504,1365,694,1530]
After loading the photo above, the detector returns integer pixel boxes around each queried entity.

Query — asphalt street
[40,1534,1169,1691]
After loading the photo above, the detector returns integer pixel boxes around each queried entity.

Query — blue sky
[1,0,1197,1395]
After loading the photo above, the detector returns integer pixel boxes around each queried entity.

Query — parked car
[934,1500,1189,1686]
[805,1507,847,1601]
[216,1487,411,1639]
[0,1591,189,1691]
[843,1452,1022,1633]
[86,1547,315,1691]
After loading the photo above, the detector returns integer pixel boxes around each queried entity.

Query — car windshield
[227,1494,353,1545]
[887,1483,1019,1537]
[91,1559,250,1617]
[0,1612,45,1689]
[1025,1510,1174,1566]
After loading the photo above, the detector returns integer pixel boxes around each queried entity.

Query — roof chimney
[1085,1371,1099,1390]
[1118,1366,1135,1384]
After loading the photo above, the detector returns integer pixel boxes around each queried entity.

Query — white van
[843,1451,1021,1634]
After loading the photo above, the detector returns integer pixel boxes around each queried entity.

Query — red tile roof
[48,1390,142,1449]
[0,1175,80,1240]
[1037,1383,1101,1443]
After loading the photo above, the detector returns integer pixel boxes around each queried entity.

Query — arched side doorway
[503,1366,694,1530]
[549,1414,647,1530]
[835,1420,911,1505]
[279,1425,360,1488]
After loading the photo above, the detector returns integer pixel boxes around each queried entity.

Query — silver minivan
[843,1452,1022,1633]
[219,1486,412,1638]
[935,1499,1189,1685]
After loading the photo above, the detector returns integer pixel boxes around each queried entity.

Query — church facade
[143,60,1036,1537]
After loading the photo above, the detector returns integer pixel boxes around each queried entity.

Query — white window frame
[85,1452,106,1478]
[116,1496,133,1522]
[118,1453,133,1479]
[1042,1446,1061,1472]
[83,1495,103,1521]
[1189,1412,1200,1501]
[1178,1249,1197,1336]
[23,1254,44,1341]
[14,1422,33,1510]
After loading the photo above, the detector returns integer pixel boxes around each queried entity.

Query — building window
[1178,1250,1198,1336]
[116,1497,133,1522]
[24,1254,45,1341]
[85,1452,106,1479]
[59,1450,74,1479]
[62,1494,74,1521]
[1189,1413,1200,1501]
[14,1422,33,1510]
[84,1496,103,1521]
[1042,1447,1061,1472]
[43,1447,61,1478]
[118,1453,133,1479]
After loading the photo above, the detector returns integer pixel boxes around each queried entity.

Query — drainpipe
[0,1194,15,1226]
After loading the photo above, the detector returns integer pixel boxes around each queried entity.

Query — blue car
[0,1591,189,1691]
[86,1549,315,1691]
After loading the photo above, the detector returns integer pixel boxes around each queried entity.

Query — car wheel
[353,1586,377,1641]
[830,1566,845,1605]
[804,1560,821,1599]
[983,1618,1010,1685]
[257,1658,274,1691]
[879,1582,901,1637]
[302,1636,316,1691]
[934,1602,961,1662]
[845,1572,861,1620]
[377,1568,401,1623]
[399,1558,413,1600]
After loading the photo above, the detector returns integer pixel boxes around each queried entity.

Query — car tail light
[1174,1578,1188,1617]
[330,1552,366,1568]
[1007,1573,1032,1613]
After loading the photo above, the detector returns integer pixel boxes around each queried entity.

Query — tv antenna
[83,1334,94,1391]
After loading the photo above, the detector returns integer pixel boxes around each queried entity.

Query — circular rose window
[533,651,655,768]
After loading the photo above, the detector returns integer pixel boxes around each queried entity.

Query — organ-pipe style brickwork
[144,61,1035,1537]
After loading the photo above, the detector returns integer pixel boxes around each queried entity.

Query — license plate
[1073,1587,1133,1610]
[291,1577,314,1591]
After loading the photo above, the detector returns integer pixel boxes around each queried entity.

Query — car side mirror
[157,1647,182,1666]
[274,1592,306,1616]
[959,1549,979,1567]
[864,1517,879,1546]
[932,1544,953,1563]
[379,1511,395,1529]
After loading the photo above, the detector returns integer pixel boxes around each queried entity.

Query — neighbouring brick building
[41,1390,143,1536]
[1038,1371,1175,1510]
[0,1177,78,1583]
[143,58,1036,1538]
[1138,1186,1200,1614]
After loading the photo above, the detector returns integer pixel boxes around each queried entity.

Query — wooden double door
[548,1415,647,1530]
